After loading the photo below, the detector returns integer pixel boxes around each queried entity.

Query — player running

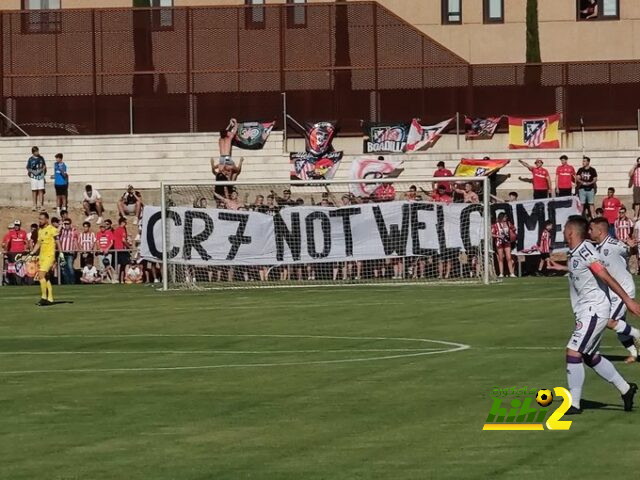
[589,217,640,363]
[549,216,639,414]
[29,212,63,306]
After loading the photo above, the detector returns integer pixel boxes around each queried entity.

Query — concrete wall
[1,130,640,208]
[4,0,640,64]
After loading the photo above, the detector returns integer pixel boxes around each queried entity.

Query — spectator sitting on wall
[518,159,552,199]
[118,185,143,225]
[83,184,104,225]
[26,146,46,212]
[53,153,68,214]
[80,256,100,284]
[124,258,143,284]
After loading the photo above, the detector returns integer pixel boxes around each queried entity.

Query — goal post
[151,177,494,290]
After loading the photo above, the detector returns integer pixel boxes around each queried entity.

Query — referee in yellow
[30,212,63,306]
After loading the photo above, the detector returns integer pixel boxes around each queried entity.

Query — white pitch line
[0,335,470,375]
[0,348,441,355]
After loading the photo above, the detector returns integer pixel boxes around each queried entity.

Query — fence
[1,2,639,136]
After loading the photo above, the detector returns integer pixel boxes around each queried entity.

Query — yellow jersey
[39,224,59,259]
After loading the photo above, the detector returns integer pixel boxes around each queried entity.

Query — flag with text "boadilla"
[508,114,560,149]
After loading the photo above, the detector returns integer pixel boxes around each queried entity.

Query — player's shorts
[609,293,635,321]
[30,178,45,191]
[38,254,56,273]
[55,184,68,196]
[567,309,609,355]
[578,189,595,205]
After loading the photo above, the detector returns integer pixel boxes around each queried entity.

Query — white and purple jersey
[567,240,611,319]
[596,236,635,298]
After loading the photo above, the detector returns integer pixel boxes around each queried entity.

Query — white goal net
[143,177,493,289]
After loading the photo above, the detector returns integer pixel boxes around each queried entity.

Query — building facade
[4,0,639,64]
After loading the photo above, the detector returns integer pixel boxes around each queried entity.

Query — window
[245,0,265,29]
[21,0,61,34]
[442,0,462,25]
[577,0,619,21]
[287,0,306,28]
[151,0,173,30]
[483,0,504,23]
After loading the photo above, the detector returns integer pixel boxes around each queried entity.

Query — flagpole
[456,112,460,150]
[580,116,585,157]
[282,92,287,154]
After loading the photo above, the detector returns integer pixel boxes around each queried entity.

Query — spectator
[100,257,117,283]
[252,195,268,213]
[26,146,46,211]
[117,185,143,225]
[58,218,78,284]
[433,161,453,194]
[535,221,553,276]
[218,118,239,168]
[83,184,104,225]
[53,153,68,213]
[272,189,296,206]
[265,194,279,215]
[580,0,598,19]
[26,223,38,250]
[406,185,418,201]
[555,155,576,197]
[78,221,96,268]
[193,197,208,209]
[518,159,551,199]
[491,213,516,278]
[508,192,518,202]
[113,217,131,283]
[2,220,28,285]
[80,256,100,284]
[453,182,479,204]
[214,189,245,210]
[614,206,634,243]
[602,187,621,237]
[595,208,604,218]
[124,259,143,284]
[212,162,232,199]
[95,223,114,270]
[424,185,453,204]
[576,156,598,218]
[628,157,640,220]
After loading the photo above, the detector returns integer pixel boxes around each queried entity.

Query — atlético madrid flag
[454,158,510,177]
[508,114,560,149]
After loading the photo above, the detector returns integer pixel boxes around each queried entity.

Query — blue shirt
[26,155,46,180]
[54,161,68,186]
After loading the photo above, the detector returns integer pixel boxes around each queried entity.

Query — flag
[363,122,410,154]
[454,158,511,177]
[304,121,337,156]
[508,114,560,149]
[349,157,405,198]
[464,116,502,140]
[405,118,453,153]
[232,121,275,150]
[290,151,343,181]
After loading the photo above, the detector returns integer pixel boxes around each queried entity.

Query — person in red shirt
[95,223,114,272]
[555,155,576,197]
[602,187,622,237]
[2,220,28,254]
[433,161,453,194]
[112,217,131,282]
[425,185,453,204]
[518,159,551,199]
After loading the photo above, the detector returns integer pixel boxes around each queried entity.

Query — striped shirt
[615,218,634,242]
[58,226,78,253]
[539,230,551,254]
[78,231,96,252]
[632,166,640,187]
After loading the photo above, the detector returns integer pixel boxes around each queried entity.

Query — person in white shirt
[124,259,143,284]
[589,217,640,363]
[80,258,100,284]
[82,184,104,225]
[549,216,640,415]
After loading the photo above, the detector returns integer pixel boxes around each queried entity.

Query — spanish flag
[508,114,560,149]
[454,159,510,177]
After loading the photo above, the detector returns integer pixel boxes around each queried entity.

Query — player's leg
[606,299,640,362]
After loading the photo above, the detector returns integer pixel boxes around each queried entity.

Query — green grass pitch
[2,279,640,479]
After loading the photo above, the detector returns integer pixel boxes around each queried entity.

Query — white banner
[140,197,580,265]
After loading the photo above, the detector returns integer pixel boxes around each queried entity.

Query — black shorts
[540,252,550,260]
[87,202,98,213]
[557,188,573,197]
[533,190,549,199]
[55,185,68,196]
[115,251,131,267]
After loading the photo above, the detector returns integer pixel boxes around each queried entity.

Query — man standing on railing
[26,146,46,212]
